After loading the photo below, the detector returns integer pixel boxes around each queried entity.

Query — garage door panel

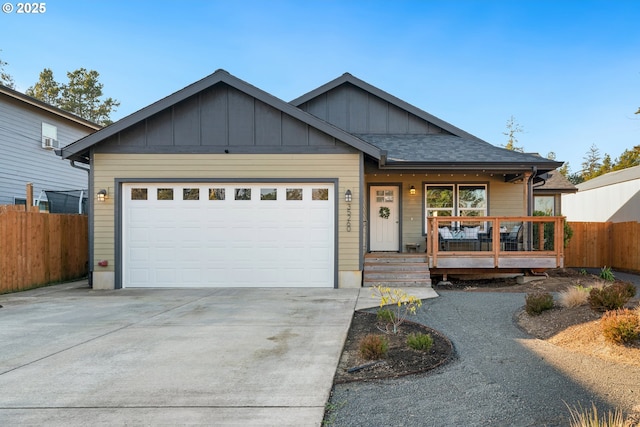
[123,183,334,288]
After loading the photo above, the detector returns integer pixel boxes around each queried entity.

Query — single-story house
[0,84,101,210]
[562,165,640,223]
[60,70,563,289]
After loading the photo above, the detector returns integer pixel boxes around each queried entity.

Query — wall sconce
[345,189,352,203]
[97,189,108,202]
[409,185,416,195]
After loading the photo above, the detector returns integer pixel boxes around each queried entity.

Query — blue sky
[1,0,639,173]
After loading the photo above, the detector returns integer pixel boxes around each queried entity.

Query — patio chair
[478,226,492,250]
[501,224,522,251]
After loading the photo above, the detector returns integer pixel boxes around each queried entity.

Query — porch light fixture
[409,185,416,195]
[345,189,352,203]
[97,189,108,202]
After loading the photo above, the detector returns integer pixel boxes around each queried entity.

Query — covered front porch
[426,216,565,275]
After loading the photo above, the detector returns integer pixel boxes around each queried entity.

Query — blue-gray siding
[0,96,93,205]
[297,82,453,135]
[95,84,358,155]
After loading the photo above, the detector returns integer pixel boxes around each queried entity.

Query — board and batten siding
[0,96,94,205]
[365,173,525,247]
[298,83,452,135]
[92,153,361,288]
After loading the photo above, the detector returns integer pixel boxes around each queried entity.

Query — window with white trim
[41,122,59,149]
[425,184,487,226]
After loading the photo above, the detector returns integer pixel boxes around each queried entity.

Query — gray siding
[0,96,93,205]
[96,83,357,155]
[299,83,450,135]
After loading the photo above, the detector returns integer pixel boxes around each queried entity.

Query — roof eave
[0,84,101,130]
[379,160,563,172]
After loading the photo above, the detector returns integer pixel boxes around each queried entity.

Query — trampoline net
[44,190,88,214]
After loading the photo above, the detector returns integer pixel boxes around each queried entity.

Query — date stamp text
[2,2,47,14]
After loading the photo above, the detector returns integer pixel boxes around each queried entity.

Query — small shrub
[359,334,388,360]
[588,284,633,312]
[377,308,396,323]
[566,402,628,427]
[599,266,615,282]
[601,309,640,345]
[618,282,637,299]
[558,285,591,308]
[525,292,554,315]
[406,333,433,351]
[372,286,422,334]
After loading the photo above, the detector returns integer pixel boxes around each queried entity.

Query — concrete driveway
[0,282,437,426]
[0,281,365,426]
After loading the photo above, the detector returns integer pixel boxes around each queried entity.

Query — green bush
[599,266,615,282]
[600,309,640,345]
[525,292,554,315]
[588,284,633,312]
[359,334,389,360]
[406,332,433,351]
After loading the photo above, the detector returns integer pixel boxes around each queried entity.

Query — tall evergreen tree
[502,115,524,152]
[612,145,640,170]
[25,68,60,105]
[581,144,602,181]
[27,67,119,126]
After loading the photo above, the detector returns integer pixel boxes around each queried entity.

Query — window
[157,188,174,200]
[131,188,148,200]
[425,184,487,225]
[286,188,303,200]
[209,188,225,200]
[260,188,277,200]
[41,122,59,149]
[183,188,199,200]
[235,188,251,200]
[312,188,329,201]
[534,196,555,215]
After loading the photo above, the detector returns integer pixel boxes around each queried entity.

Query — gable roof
[576,165,640,191]
[0,84,101,131]
[61,70,382,163]
[534,170,577,194]
[291,72,487,143]
[291,73,562,174]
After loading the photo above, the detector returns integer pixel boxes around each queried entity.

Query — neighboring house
[561,165,640,223]
[0,84,101,210]
[533,170,577,215]
[60,70,562,290]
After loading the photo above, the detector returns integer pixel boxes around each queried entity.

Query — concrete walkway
[0,281,437,426]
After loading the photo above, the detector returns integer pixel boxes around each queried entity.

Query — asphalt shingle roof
[356,134,557,165]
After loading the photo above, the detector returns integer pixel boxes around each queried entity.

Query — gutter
[69,160,90,174]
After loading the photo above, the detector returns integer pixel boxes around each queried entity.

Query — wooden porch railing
[426,216,565,271]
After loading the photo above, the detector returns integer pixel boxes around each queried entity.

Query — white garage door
[122,183,335,288]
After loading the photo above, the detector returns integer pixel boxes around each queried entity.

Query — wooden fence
[0,205,88,293]
[565,221,640,273]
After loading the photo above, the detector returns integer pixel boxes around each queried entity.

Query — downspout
[527,166,537,216]
[69,160,92,288]
[527,167,537,252]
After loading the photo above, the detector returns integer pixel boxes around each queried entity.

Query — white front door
[369,186,400,251]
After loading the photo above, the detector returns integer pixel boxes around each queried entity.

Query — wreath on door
[379,206,391,219]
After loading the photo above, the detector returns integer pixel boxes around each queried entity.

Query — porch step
[363,253,432,288]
